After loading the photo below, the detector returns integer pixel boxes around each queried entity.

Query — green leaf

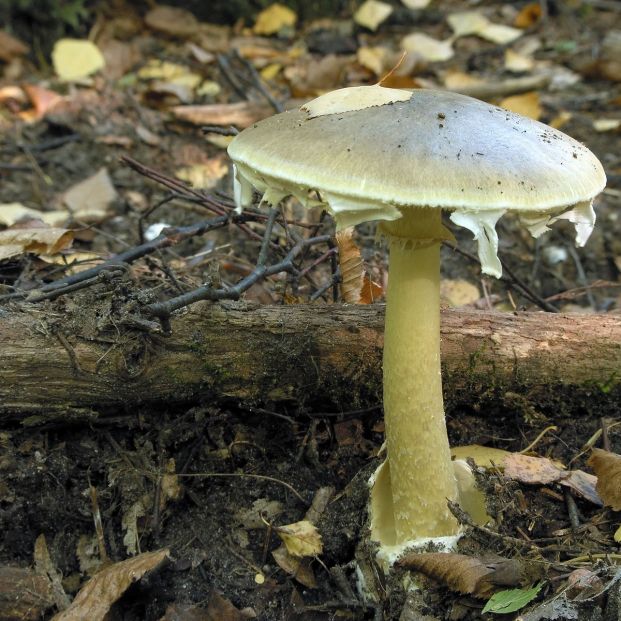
[482,583,543,615]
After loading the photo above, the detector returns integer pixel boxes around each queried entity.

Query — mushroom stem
[381,208,459,543]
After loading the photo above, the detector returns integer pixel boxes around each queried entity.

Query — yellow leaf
[260,63,282,81]
[276,520,323,558]
[478,23,522,45]
[175,156,228,189]
[354,0,393,32]
[549,110,572,129]
[593,118,621,133]
[52,39,105,81]
[500,91,542,120]
[253,3,297,36]
[615,524,621,543]
[357,46,392,76]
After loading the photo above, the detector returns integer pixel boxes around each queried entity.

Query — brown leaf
[396,552,523,598]
[51,549,169,621]
[145,5,200,38]
[0,566,54,621]
[502,453,563,484]
[588,448,621,510]
[499,91,542,120]
[335,228,364,303]
[19,84,63,122]
[272,545,317,588]
[0,30,29,62]
[359,274,383,304]
[205,591,254,620]
[514,3,542,29]
[0,226,74,261]
[172,102,274,128]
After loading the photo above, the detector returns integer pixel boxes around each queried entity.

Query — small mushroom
[227,85,606,551]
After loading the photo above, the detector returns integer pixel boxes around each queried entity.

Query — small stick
[564,488,581,531]
[89,484,109,563]
[601,418,611,452]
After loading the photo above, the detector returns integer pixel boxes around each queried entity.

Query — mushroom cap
[228,88,605,213]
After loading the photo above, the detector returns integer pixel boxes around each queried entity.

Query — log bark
[1,302,620,420]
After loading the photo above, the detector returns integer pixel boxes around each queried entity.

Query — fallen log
[1,302,620,420]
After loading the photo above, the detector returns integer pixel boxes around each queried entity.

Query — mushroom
[227,86,606,551]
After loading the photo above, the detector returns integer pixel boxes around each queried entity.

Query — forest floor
[1,1,621,619]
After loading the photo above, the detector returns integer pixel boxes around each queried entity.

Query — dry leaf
[401,33,454,62]
[447,11,522,44]
[447,11,490,38]
[354,0,393,32]
[145,5,200,38]
[442,70,484,90]
[52,549,169,621]
[478,23,523,45]
[514,3,542,29]
[549,110,572,130]
[253,3,297,36]
[275,520,323,558]
[451,445,511,468]
[175,156,228,189]
[204,591,253,621]
[615,525,621,543]
[440,279,480,307]
[0,203,65,227]
[172,101,273,128]
[52,39,105,81]
[0,226,74,261]
[401,0,431,8]
[336,228,364,303]
[360,274,383,303]
[0,30,29,62]
[503,454,563,484]
[504,454,601,505]
[0,566,54,621]
[588,448,621,510]
[63,168,117,220]
[397,553,523,598]
[272,546,317,588]
[357,46,393,76]
[499,92,541,120]
[504,49,535,73]
[34,535,71,610]
[593,119,620,132]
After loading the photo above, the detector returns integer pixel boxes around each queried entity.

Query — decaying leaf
[272,546,317,588]
[499,92,542,120]
[587,448,621,510]
[175,155,229,189]
[504,49,535,73]
[34,535,71,610]
[204,591,255,620]
[253,3,297,36]
[592,119,621,133]
[397,552,524,598]
[52,549,169,621]
[401,0,431,8]
[173,101,274,128]
[447,11,522,45]
[440,279,480,307]
[0,30,29,62]
[336,228,364,303]
[503,454,565,484]
[20,84,63,122]
[144,5,200,38]
[503,454,601,505]
[0,226,74,261]
[275,520,323,558]
[52,39,105,81]
[63,168,117,220]
[401,32,454,62]
[514,3,543,29]
[354,0,393,32]
[0,566,54,621]
[482,583,542,614]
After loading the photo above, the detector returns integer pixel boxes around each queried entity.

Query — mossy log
[1,302,620,421]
